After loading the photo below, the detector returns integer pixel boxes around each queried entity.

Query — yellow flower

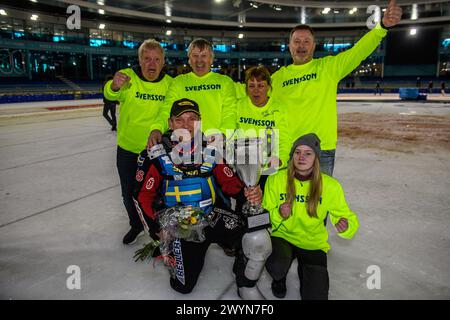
[190,217,198,225]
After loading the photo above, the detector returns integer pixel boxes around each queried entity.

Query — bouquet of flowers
[134,205,209,272]
[158,205,208,242]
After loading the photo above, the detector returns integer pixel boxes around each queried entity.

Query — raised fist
[279,202,291,219]
[335,218,349,233]
[111,71,131,91]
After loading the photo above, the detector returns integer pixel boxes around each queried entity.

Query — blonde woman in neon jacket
[262,133,359,300]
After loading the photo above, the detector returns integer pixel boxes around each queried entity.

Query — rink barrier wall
[1,89,448,104]
[0,93,103,104]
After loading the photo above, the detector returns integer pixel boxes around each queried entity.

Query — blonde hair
[286,156,322,218]
[138,39,164,60]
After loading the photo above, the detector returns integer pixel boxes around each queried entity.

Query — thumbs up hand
[382,0,403,28]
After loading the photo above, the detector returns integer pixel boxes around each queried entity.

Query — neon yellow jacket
[150,71,236,135]
[271,24,388,151]
[235,81,247,100]
[233,96,291,167]
[263,169,359,253]
[104,67,172,154]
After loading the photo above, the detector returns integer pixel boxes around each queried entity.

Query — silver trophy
[230,136,272,300]
[232,137,271,231]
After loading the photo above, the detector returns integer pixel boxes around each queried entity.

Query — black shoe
[123,227,144,245]
[271,278,287,298]
[111,126,117,131]
[218,243,236,257]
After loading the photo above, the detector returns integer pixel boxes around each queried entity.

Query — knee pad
[238,286,266,300]
[241,229,272,281]
[241,229,272,261]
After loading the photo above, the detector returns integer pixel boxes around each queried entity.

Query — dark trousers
[169,207,243,294]
[117,146,143,230]
[103,102,117,129]
[319,149,335,177]
[265,237,329,300]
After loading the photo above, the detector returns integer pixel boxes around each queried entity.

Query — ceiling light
[99,23,105,29]
[274,5,282,11]
[98,9,105,14]
[165,1,172,17]
[411,4,418,20]
[410,28,417,36]
[238,33,244,39]
[0,9,7,16]
[166,19,172,23]
[166,30,172,36]
[30,14,38,20]
[30,0,37,2]
[300,6,306,24]
[250,2,258,9]
[97,0,104,5]
[322,8,330,15]
[334,10,339,14]
[238,12,246,24]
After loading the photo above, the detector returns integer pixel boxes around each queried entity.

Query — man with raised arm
[270,0,402,176]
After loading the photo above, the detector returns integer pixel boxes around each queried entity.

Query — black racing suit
[133,133,247,293]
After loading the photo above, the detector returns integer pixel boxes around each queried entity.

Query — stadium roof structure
[13,0,450,29]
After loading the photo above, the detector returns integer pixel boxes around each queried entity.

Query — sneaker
[271,278,287,298]
[123,227,144,245]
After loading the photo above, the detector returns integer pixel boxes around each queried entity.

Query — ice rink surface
[0,98,449,300]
